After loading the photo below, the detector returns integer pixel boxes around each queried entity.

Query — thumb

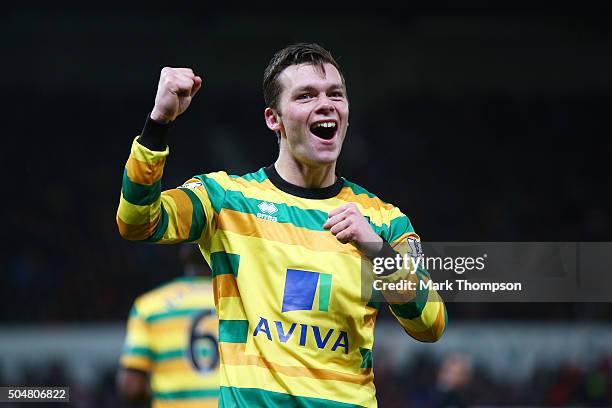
[191,76,203,97]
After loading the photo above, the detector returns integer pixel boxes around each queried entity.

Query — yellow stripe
[149,321,191,352]
[151,370,219,391]
[127,314,148,331]
[209,172,390,226]
[390,291,444,335]
[126,156,165,185]
[121,355,153,371]
[396,300,446,342]
[116,213,160,240]
[217,210,360,257]
[154,399,218,408]
[219,346,375,406]
[387,206,408,222]
[217,296,247,321]
[160,190,193,241]
[136,282,215,315]
[219,343,372,386]
[182,182,216,240]
[208,172,277,193]
[149,318,191,333]
[215,274,240,299]
[118,194,161,225]
[155,358,191,374]
[364,306,377,329]
[125,334,152,349]
[131,137,169,164]
[336,186,394,211]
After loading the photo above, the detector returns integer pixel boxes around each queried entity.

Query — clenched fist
[323,203,383,259]
[150,67,202,123]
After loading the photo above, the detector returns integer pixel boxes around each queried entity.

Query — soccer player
[117,43,447,407]
[118,244,219,407]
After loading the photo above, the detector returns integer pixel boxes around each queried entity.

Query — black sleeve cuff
[372,241,400,276]
[137,113,172,151]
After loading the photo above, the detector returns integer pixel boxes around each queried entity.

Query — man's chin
[310,152,340,166]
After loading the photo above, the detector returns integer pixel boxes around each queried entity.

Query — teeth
[313,122,337,129]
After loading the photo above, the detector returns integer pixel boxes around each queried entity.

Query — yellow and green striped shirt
[120,276,219,408]
[117,137,447,407]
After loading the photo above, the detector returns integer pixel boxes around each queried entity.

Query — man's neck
[274,153,337,189]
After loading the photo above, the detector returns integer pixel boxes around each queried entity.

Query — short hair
[263,43,345,113]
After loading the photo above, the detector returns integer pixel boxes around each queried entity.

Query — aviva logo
[281,269,332,313]
[252,269,347,354]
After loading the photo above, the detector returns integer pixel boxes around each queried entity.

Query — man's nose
[315,96,335,114]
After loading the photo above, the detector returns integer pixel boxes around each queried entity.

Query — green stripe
[128,347,208,362]
[318,273,332,312]
[179,187,206,242]
[219,386,364,408]
[388,215,413,243]
[154,388,219,400]
[124,346,154,359]
[144,202,169,242]
[389,266,430,319]
[129,305,139,317]
[122,168,161,206]
[145,308,201,323]
[359,347,373,369]
[195,174,226,213]
[219,319,249,343]
[155,349,184,361]
[225,190,329,231]
[366,300,381,310]
[211,252,240,278]
[198,172,402,238]
[230,168,268,183]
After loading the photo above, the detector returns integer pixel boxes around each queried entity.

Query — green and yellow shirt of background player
[117,137,447,408]
[120,276,219,408]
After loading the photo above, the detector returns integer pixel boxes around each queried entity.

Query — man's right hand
[150,67,202,123]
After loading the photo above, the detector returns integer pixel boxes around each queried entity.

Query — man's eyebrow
[292,84,346,94]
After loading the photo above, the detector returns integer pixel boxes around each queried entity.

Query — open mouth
[309,121,337,140]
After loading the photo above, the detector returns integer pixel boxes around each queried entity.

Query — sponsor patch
[180,181,203,189]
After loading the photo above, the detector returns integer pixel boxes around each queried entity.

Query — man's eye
[297,93,312,100]
[330,92,344,98]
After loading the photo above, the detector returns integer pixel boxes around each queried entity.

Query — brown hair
[263,43,345,113]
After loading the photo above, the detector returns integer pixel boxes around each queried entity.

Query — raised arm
[116,67,211,244]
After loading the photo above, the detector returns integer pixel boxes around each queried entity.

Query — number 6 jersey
[120,276,219,408]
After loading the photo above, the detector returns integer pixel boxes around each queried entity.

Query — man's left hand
[323,203,383,259]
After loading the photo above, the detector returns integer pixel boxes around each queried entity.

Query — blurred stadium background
[1,3,611,407]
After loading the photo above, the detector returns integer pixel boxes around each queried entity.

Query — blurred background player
[117,244,219,407]
[433,352,472,408]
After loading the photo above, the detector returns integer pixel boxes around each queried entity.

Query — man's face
[272,63,349,166]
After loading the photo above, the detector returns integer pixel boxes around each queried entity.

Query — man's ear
[264,107,282,133]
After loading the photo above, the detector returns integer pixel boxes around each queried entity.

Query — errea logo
[256,201,278,222]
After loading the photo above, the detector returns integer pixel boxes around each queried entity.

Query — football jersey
[120,276,219,408]
[117,137,447,407]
